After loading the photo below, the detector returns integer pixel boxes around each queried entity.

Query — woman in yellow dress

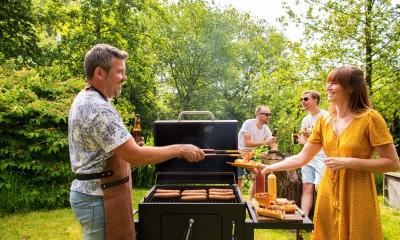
[258,66,399,240]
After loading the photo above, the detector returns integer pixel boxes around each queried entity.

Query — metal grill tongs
[202,149,241,157]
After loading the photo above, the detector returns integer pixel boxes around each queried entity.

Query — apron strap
[75,170,114,180]
[101,176,130,189]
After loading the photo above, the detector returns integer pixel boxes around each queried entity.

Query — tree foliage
[154,1,293,122]
[0,62,81,213]
[33,0,160,134]
[0,0,39,62]
[281,0,400,150]
[0,0,398,212]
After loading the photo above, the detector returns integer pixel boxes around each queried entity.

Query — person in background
[259,66,399,239]
[297,90,328,218]
[238,105,277,198]
[68,43,204,240]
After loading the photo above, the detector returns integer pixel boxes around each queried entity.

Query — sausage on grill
[181,192,208,196]
[207,191,235,196]
[181,189,207,194]
[181,195,208,201]
[208,188,234,193]
[153,192,181,198]
[155,189,181,194]
[208,194,235,200]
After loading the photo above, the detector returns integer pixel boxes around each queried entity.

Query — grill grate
[155,172,236,185]
[145,186,240,203]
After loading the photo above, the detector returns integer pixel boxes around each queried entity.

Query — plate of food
[252,194,302,222]
[226,159,259,169]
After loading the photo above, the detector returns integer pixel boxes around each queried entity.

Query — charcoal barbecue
[135,111,313,240]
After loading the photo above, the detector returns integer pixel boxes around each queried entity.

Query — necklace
[87,86,107,101]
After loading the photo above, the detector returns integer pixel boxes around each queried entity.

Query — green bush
[374,173,384,195]
[0,63,81,213]
[132,136,156,188]
[0,173,70,214]
[0,61,148,214]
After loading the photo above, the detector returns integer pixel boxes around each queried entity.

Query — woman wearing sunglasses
[258,66,399,239]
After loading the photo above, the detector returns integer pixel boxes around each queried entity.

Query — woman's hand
[324,157,349,170]
[249,166,263,176]
[257,163,271,175]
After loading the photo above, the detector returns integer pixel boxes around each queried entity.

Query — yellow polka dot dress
[308,109,393,240]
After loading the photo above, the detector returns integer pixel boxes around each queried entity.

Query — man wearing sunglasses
[238,105,277,198]
[298,90,327,218]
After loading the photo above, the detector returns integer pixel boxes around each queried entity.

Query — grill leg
[296,230,304,240]
[245,224,254,240]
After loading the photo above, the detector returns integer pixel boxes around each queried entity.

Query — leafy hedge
[0,62,81,214]
[0,61,155,214]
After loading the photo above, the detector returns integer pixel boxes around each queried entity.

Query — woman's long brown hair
[327,66,371,120]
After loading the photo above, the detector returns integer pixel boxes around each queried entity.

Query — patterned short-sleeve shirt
[68,90,131,196]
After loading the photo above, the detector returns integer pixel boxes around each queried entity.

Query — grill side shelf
[246,200,258,223]
[246,200,314,230]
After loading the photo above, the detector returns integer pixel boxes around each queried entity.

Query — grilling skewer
[202,149,241,157]
[204,153,241,157]
[202,149,240,153]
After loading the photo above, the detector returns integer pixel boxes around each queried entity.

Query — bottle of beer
[132,114,144,146]
[292,127,299,144]
[272,128,278,137]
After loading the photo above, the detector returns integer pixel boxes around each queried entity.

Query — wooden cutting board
[254,198,304,222]
[257,211,303,222]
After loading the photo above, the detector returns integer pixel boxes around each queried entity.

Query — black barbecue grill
[139,179,246,240]
[136,111,313,240]
[138,111,246,240]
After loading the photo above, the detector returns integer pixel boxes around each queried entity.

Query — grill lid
[153,112,238,181]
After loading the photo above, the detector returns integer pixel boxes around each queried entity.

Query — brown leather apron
[100,155,135,240]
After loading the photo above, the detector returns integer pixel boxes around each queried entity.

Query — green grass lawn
[1,189,399,240]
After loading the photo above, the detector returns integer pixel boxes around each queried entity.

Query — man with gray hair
[68,44,204,240]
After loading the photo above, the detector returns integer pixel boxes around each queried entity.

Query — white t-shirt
[301,109,328,169]
[68,90,131,196]
[238,119,272,150]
